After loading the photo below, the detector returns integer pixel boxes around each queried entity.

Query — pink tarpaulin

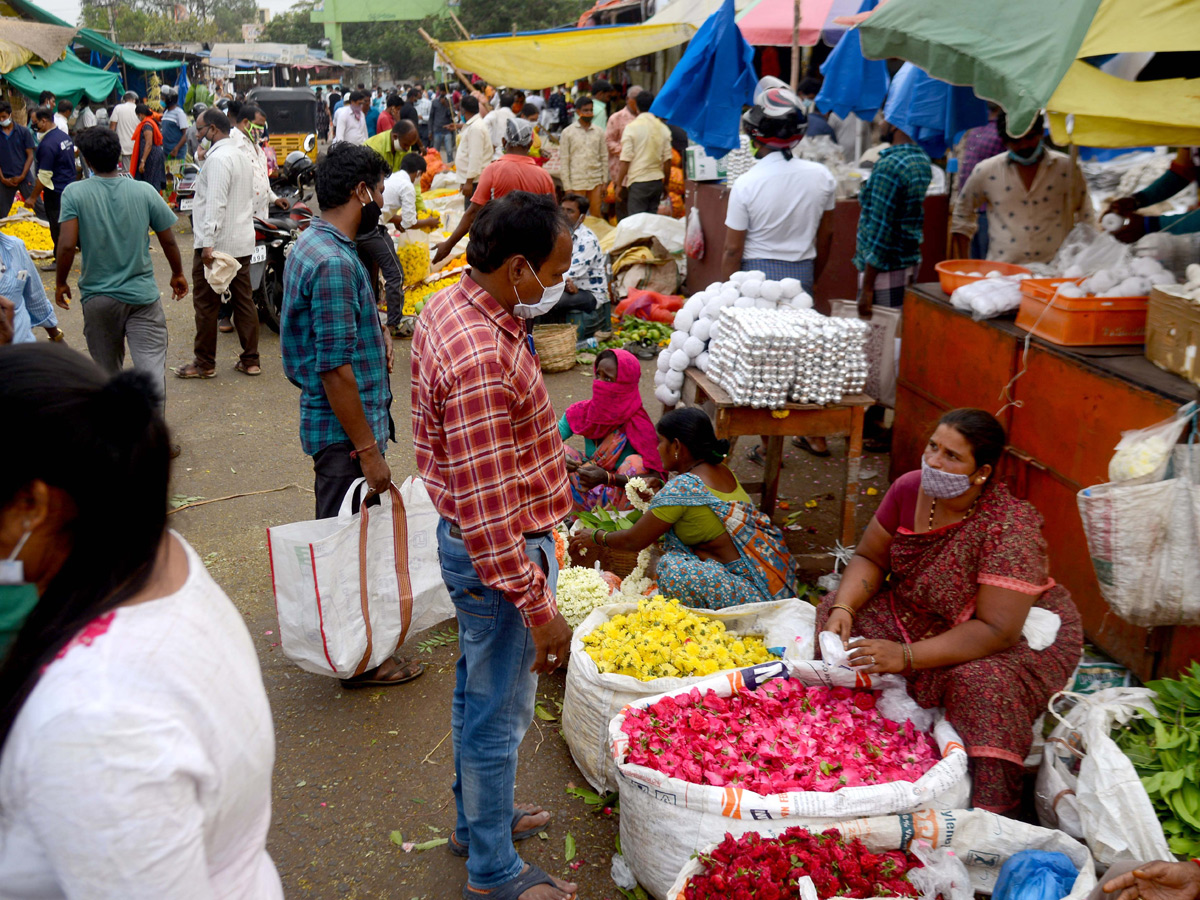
[736,0,836,47]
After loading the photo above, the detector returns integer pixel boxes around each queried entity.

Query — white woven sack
[1077,444,1200,627]
[267,477,453,678]
[1035,688,1172,868]
[664,809,1097,900]
[561,598,816,793]
[613,659,971,900]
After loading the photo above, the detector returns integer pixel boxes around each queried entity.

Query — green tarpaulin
[3,51,120,103]
[1,0,182,70]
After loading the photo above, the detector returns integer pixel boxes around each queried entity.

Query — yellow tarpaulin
[435,23,696,91]
[1048,60,1200,148]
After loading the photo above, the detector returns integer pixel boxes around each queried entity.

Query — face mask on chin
[356,190,382,235]
[1007,142,1045,166]
[511,257,566,319]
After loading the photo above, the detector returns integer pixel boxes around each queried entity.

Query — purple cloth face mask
[921,458,975,499]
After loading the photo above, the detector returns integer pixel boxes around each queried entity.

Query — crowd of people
[0,64,1194,900]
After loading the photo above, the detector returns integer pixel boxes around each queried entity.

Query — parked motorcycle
[250,215,296,333]
[271,150,317,204]
[174,162,200,218]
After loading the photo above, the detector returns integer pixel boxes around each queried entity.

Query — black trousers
[355,225,406,327]
[626,180,664,216]
[43,188,61,256]
[313,440,386,519]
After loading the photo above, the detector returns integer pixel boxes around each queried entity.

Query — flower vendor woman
[570,407,798,608]
[817,408,1083,813]
[560,348,664,513]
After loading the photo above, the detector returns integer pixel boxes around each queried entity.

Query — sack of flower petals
[621,680,938,793]
[582,596,777,680]
[682,828,920,900]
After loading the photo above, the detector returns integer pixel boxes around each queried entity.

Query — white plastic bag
[1035,688,1172,868]
[1108,402,1196,484]
[1078,441,1200,626]
[949,276,1026,320]
[267,477,454,678]
[664,810,1097,900]
[561,598,816,792]
[684,206,705,260]
[910,841,973,900]
[614,659,971,900]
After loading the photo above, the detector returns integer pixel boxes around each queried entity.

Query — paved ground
[39,222,888,899]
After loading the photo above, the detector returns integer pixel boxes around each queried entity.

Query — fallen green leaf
[564,832,576,863]
[534,703,557,722]
[389,830,404,846]
[538,832,549,840]
[412,837,449,851]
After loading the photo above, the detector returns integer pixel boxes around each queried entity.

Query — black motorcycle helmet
[284,150,314,176]
[741,76,808,153]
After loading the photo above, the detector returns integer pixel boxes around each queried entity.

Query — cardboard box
[1146,286,1200,386]
[684,145,725,182]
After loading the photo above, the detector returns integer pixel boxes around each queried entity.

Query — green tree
[260,2,324,47]
[79,0,253,41]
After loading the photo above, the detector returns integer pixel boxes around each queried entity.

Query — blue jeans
[435,131,455,163]
[436,519,558,889]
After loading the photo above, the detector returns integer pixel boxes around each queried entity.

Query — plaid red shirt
[411,273,572,627]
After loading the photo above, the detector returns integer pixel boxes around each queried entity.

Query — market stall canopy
[735,0,835,47]
[432,23,697,91]
[881,61,987,157]
[3,50,120,103]
[815,0,889,119]
[855,0,1200,147]
[0,20,75,72]
[0,0,180,69]
[653,0,756,156]
[645,0,755,28]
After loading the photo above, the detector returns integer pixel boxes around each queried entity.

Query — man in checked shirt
[412,191,578,900]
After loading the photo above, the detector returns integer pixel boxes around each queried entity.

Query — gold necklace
[928,492,981,530]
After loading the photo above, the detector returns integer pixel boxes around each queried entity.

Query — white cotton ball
[654,369,667,386]
[683,335,705,358]
[754,298,775,309]
[665,368,684,390]
[657,348,672,372]
[744,270,766,281]
[668,330,688,350]
[706,282,725,295]
[790,292,814,310]
[740,279,763,298]
[674,308,695,333]
[1101,212,1125,233]
[1130,257,1165,278]
[759,281,783,304]
[682,296,705,318]
[966,271,984,277]
[1099,287,1126,298]
[734,295,755,308]
[778,278,803,299]
[709,321,723,342]
[1063,264,1085,279]
[729,271,750,284]
[655,384,681,406]
[984,270,1003,279]
[1083,271,1116,295]
[1058,284,1086,298]
[1114,277,1146,296]
[695,350,710,372]
[669,349,690,371]
[1151,271,1177,286]
[691,318,712,342]
[703,298,724,319]
[1187,264,1200,285]
[1110,263,1131,283]
[719,287,741,305]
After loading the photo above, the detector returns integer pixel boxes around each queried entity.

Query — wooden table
[678,368,872,545]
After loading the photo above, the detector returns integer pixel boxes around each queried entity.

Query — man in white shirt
[331,90,369,145]
[415,91,432,145]
[53,99,71,135]
[109,91,140,172]
[485,91,520,160]
[455,94,492,198]
[721,98,836,295]
[233,103,289,220]
[176,109,259,379]
[75,101,97,131]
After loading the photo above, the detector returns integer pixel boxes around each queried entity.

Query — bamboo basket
[600,546,641,580]
[533,324,577,372]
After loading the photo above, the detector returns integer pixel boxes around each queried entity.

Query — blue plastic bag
[993,850,1079,900]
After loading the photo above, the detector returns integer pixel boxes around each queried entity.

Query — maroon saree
[816,480,1083,812]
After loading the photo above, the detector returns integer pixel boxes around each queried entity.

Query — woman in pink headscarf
[560,348,664,514]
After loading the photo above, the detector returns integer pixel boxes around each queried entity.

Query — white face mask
[393,138,402,152]
[511,258,566,319]
[0,119,11,128]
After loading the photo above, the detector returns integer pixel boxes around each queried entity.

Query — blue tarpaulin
[816,0,890,119]
[651,0,757,157]
[882,61,988,158]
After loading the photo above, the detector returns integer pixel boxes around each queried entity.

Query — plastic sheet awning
[433,23,697,90]
[1,0,180,70]
[735,0,835,47]
[0,20,75,72]
[3,51,120,103]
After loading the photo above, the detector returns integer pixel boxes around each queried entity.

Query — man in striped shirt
[411,191,577,900]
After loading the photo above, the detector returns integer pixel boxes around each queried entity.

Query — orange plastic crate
[1015,291,1148,346]
[935,259,1032,295]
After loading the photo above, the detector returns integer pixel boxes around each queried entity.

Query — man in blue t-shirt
[0,99,36,217]
[159,88,190,165]
[25,107,75,267]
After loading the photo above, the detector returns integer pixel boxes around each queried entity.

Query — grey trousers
[82,295,168,412]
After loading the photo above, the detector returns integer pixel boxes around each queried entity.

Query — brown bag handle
[351,484,414,678]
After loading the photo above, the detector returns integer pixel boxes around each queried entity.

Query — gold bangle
[831,603,856,619]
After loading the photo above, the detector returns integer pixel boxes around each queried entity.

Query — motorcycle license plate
[179,197,194,210]
[251,245,267,264]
